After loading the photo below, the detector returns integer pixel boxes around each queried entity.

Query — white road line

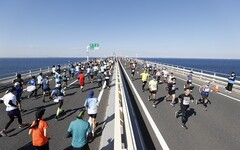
[120,62,170,150]
[176,76,240,102]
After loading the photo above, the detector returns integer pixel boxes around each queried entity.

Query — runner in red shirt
[78,71,85,92]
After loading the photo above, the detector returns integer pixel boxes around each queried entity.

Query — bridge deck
[120,60,240,150]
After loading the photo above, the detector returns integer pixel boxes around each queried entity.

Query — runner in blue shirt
[66,110,91,150]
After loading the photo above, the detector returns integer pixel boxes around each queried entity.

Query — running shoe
[19,122,28,128]
[148,98,151,101]
[152,104,156,108]
[181,124,188,130]
[0,130,8,137]
[203,107,208,111]
[170,103,175,107]
[92,131,95,137]
[175,111,179,118]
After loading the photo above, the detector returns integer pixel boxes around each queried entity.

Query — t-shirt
[168,82,176,92]
[140,72,150,82]
[29,79,36,86]
[178,94,194,106]
[13,78,24,88]
[149,80,158,91]
[2,93,18,111]
[78,74,85,84]
[31,120,49,146]
[85,97,99,114]
[37,75,43,84]
[51,89,65,98]
[68,119,90,148]
[42,79,49,89]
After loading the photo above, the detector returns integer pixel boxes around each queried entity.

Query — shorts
[89,114,97,119]
[150,90,157,94]
[43,87,50,92]
[7,109,21,118]
[168,90,176,95]
[201,92,209,99]
[142,81,147,84]
[80,82,85,86]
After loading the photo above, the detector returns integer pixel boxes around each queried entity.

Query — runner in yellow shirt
[140,70,150,92]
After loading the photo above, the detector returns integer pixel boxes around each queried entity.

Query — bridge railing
[114,62,137,150]
[136,59,240,91]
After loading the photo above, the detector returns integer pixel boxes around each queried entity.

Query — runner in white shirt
[84,90,99,137]
[0,87,27,137]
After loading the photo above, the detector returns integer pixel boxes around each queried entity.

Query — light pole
[86,45,90,61]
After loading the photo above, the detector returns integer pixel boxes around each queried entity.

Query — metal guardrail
[136,59,240,91]
[114,62,137,150]
[0,63,70,82]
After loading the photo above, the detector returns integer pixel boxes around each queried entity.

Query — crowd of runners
[0,58,115,150]
[125,58,236,130]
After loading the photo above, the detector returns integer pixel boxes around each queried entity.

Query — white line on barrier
[120,62,170,150]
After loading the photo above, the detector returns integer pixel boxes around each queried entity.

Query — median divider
[114,62,137,150]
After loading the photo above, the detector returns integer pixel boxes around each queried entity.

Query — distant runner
[140,70,150,92]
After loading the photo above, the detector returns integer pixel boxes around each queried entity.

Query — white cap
[205,81,210,84]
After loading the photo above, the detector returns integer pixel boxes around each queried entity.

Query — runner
[164,77,178,107]
[225,72,236,93]
[175,87,195,129]
[162,68,169,83]
[27,76,38,99]
[37,72,43,92]
[197,81,212,111]
[187,71,193,85]
[0,87,28,137]
[130,62,136,81]
[52,65,56,77]
[140,70,150,92]
[156,69,162,84]
[70,65,75,79]
[42,76,51,103]
[84,90,99,137]
[78,71,85,92]
[57,64,61,74]
[29,109,49,150]
[153,64,157,75]
[62,70,69,88]
[148,76,158,108]
[104,69,111,89]
[66,109,91,150]
[51,84,66,120]
[13,74,24,111]
[97,70,103,90]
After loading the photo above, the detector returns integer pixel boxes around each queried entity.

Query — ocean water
[141,58,240,78]
[0,58,86,79]
[0,57,239,79]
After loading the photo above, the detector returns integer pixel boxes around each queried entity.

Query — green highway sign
[89,43,99,50]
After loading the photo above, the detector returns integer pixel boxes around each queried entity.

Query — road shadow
[8,124,31,137]
[18,141,34,150]
[65,92,77,97]
[100,138,114,150]
[155,96,165,106]
[88,114,114,143]
[22,103,58,116]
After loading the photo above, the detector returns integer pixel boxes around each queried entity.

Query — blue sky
[0,0,240,58]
